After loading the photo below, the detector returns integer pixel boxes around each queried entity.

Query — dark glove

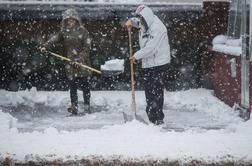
[69,61,80,69]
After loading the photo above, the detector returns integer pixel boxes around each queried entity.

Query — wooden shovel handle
[128,28,137,115]
[48,51,102,74]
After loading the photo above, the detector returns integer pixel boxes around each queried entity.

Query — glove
[39,46,46,53]
[125,19,133,30]
[129,55,136,64]
[69,61,80,69]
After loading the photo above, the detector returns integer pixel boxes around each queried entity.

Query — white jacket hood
[135,5,155,29]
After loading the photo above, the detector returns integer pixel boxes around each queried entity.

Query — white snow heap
[0,110,17,132]
[226,38,242,47]
[100,59,125,71]
[212,35,242,56]
[0,88,68,107]
[212,34,227,45]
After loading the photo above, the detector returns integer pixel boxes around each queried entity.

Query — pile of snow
[0,111,17,132]
[0,88,67,107]
[212,34,227,45]
[226,38,242,47]
[212,35,242,56]
[212,44,241,56]
[100,59,125,71]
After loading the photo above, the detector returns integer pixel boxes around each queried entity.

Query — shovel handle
[48,51,102,74]
[128,28,137,115]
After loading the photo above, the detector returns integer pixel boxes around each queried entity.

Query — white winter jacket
[132,5,171,68]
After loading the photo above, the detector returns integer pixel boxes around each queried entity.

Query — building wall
[213,53,241,107]
[199,1,230,88]
[213,52,252,112]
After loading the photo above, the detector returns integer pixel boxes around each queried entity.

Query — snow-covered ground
[0,88,251,164]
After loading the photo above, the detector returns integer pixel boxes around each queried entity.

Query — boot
[67,105,78,115]
[155,119,164,125]
[84,104,91,114]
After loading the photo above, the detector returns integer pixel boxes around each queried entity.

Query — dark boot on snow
[84,104,91,114]
[155,120,164,125]
[68,106,78,115]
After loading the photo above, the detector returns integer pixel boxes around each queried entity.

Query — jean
[142,64,168,124]
[69,77,90,108]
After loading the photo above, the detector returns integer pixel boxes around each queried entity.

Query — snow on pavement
[0,88,251,163]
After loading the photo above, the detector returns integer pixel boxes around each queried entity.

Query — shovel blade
[135,114,148,124]
[101,70,123,77]
[122,112,148,124]
[122,112,134,123]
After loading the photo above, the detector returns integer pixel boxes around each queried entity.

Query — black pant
[142,64,168,124]
[69,77,90,108]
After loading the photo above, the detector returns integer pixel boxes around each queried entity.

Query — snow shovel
[42,50,122,77]
[122,28,147,124]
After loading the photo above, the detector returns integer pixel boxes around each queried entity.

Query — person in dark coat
[125,5,171,125]
[41,9,92,115]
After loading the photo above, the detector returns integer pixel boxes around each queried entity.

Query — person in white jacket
[126,5,171,125]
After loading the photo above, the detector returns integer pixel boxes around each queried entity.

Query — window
[227,0,249,39]
[227,0,242,39]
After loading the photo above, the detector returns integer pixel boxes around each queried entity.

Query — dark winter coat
[44,9,91,79]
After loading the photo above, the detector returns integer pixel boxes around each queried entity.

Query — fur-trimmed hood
[61,8,82,29]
